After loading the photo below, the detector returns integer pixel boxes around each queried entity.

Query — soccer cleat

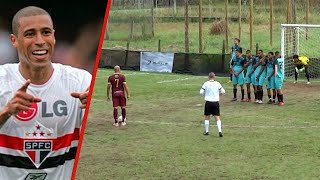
[219,132,223,137]
[203,132,209,136]
[241,99,246,102]
[278,102,285,106]
[255,99,259,103]
[231,98,237,102]
[227,80,232,83]
[307,82,311,85]
[121,122,127,126]
[294,81,297,84]
[267,99,273,104]
[113,123,119,127]
[258,100,263,104]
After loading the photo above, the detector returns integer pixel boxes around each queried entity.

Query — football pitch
[76,69,320,179]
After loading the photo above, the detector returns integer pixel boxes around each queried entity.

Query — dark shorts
[204,101,220,116]
[112,91,126,107]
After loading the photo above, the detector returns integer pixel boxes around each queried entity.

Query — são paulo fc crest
[15,102,38,121]
[23,124,54,168]
[24,140,52,168]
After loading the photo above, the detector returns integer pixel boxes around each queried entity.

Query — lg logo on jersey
[42,100,67,117]
[15,100,68,121]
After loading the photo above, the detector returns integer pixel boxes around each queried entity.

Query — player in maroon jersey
[107,66,130,126]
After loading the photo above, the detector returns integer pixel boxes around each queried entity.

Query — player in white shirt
[200,72,225,137]
[0,6,91,180]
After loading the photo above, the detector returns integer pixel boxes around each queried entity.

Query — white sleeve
[218,83,225,94]
[200,83,206,94]
[75,69,92,126]
[80,70,92,92]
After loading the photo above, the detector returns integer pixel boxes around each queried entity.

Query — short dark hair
[268,51,274,56]
[209,72,215,79]
[293,54,299,59]
[275,51,280,54]
[236,47,242,53]
[246,49,251,53]
[12,6,52,36]
[258,49,263,53]
[234,38,240,43]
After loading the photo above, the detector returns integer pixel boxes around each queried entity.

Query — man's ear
[10,34,18,48]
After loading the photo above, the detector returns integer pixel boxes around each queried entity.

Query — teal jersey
[246,56,254,74]
[255,58,266,75]
[253,56,259,65]
[266,58,275,76]
[275,58,284,78]
[251,56,259,67]
[231,45,240,59]
[232,56,245,72]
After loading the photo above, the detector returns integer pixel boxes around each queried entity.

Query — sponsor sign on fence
[140,52,174,73]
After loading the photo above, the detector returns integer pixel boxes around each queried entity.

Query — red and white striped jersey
[0,63,91,180]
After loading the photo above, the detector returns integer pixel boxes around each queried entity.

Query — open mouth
[32,50,48,56]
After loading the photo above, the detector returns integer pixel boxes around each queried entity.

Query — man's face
[268,53,273,59]
[11,15,55,69]
[258,51,263,58]
[234,39,239,45]
[246,51,251,57]
[236,51,241,57]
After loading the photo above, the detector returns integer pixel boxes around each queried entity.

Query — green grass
[76,69,320,179]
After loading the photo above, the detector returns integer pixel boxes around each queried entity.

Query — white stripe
[132,120,320,129]
[91,99,105,102]
[97,118,320,129]
[95,72,150,79]
[157,77,205,84]
[0,147,27,157]
[125,72,150,76]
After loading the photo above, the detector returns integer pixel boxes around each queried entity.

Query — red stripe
[0,128,80,151]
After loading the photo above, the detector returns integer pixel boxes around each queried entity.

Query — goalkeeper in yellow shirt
[292,55,310,84]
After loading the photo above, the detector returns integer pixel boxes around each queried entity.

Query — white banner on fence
[140,52,174,73]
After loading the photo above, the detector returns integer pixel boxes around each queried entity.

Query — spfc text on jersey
[25,141,52,150]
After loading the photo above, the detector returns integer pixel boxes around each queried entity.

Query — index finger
[18,79,31,92]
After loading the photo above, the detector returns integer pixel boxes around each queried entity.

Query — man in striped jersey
[200,72,225,137]
[0,6,91,179]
